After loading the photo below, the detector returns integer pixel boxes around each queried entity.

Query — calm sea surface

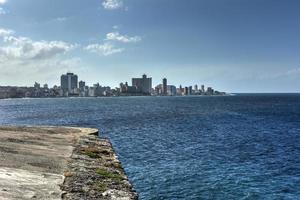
[0,94,300,199]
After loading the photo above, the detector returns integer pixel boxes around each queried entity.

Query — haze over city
[0,0,300,92]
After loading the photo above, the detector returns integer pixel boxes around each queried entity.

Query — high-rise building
[178,85,184,95]
[162,78,167,95]
[189,86,193,95]
[78,81,86,97]
[167,85,177,96]
[61,72,78,94]
[184,87,189,95]
[194,84,198,92]
[132,74,152,95]
[207,87,214,95]
[201,85,205,93]
[79,81,85,89]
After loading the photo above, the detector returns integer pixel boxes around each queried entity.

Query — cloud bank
[0,27,79,85]
[85,31,141,56]
[85,43,124,56]
[106,32,141,43]
[0,28,14,37]
[102,0,123,10]
[0,35,74,61]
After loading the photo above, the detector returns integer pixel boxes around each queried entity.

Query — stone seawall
[0,126,138,200]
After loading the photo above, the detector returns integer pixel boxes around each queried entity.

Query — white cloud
[0,7,7,15]
[0,57,82,86]
[0,0,6,5]
[102,0,123,10]
[0,28,14,37]
[0,27,79,85]
[0,35,74,61]
[286,67,300,76]
[84,31,141,56]
[84,42,124,56]
[55,17,67,22]
[106,32,141,43]
[112,25,119,30]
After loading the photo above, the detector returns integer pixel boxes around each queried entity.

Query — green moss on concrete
[93,182,108,193]
[96,168,125,182]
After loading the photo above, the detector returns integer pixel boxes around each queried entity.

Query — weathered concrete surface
[0,126,138,200]
[61,132,138,200]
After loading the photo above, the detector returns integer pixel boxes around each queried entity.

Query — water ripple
[0,95,300,199]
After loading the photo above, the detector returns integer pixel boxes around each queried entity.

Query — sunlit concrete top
[0,126,98,200]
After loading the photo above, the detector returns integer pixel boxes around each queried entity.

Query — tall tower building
[189,86,193,95]
[162,78,167,95]
[61,72,78,94]
[184,87,189,95]
[79,81,85,89]
[194,84,198,92]
[132,74,152,95]
[201,85,205,93]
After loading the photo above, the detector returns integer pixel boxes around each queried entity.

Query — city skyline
[0,70,217,90]
[0,0,300,92]
[0,72,224,99]
[58,72,222,96]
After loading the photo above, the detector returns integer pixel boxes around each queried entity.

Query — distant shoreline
[2,93,300,100]
[0,94,232,100]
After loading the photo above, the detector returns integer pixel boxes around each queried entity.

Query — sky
[0,0,300,92]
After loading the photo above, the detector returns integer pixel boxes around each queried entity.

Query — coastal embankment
[0,126,138,200]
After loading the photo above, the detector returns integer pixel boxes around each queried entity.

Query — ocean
[0,94,299,199]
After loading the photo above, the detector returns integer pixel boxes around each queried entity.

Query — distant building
[184,87,189,95]
[120,82,138,94]
[132,74,152,95]
[177,85,184,96]
[61,72,78,96]
[189,86,193,95]
[176,88,182,96]
[79,81,85,89]
[155,84,161,95]
[162,78,167,95]
[206,87,214,95]
[194,84,198,92]
[88,83,111,97]
[167,85,177,96]
[34,82,40,89]
[78,81,87,97]
[201,85,205,93]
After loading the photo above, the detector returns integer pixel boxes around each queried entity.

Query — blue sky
[0,0,300,92]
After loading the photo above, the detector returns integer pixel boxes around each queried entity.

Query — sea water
[0,94,299,199]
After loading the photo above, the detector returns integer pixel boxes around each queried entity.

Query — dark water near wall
[0,94,300,199]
